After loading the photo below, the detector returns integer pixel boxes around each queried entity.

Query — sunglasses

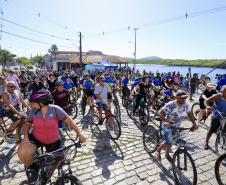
[7,86,16,88]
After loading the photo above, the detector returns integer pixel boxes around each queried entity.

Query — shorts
[85,89,94,97]
[162,125,173,145]
[28,134,62,153]
[209,118,221,133]
[96,102,109,111]
[190,87,196,95]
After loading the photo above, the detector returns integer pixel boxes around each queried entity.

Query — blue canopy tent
[85,63,105,71]
[100,60,118,71]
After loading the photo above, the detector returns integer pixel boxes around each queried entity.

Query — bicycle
[0,109,27,145]
[215,153,226,185]
[112,90,121,122]
[214,109,226,154]
[63,101,78,120]
[80,93,87,116]
[143,122,197,185]
[191,102,211,123]
[126,95,149,126]
[25,141,83,185]
[90,105,121,140]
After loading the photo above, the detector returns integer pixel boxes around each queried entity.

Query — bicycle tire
[191,102,201,121]
[106,115,121,140]
[126,99,134,118]
[81,96,87,116]
[139,105,149,126]
[143,125,159,153]
[113,99,121,122]
[215,132,225,154]
[68,102,78,120]
[215,153,226,185]
[65,123,78,143]
[55,174,82,185]
[172,149,197,185]
[91,108,99,125]
[0,125,5,145]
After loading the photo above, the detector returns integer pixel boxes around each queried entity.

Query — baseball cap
[176,90,188,98]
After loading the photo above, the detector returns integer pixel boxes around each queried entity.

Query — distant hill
[139,56,162,60]
[123,57,134,61]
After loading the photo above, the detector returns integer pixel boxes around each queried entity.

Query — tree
[32,55,44,65]
[0,49,14,66]
[48,44,58,61]
[16,57,31,66]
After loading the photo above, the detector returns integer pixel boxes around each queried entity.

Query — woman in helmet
[17,90,86,167]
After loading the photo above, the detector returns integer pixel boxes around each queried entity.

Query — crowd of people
[0,66,226,183]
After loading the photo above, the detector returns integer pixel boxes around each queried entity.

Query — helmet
[30,90,53,105]
[55,81,64,86]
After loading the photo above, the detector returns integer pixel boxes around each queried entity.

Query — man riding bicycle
[204,85,226,149]
[155,90,198,161]
[94,76,112,125]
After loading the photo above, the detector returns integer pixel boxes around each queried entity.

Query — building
[44,50,128,71]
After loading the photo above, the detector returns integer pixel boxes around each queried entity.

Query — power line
[0,17,77,42]
[1,30,74,48]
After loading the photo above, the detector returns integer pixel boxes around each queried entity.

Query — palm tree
[48,44,58,62]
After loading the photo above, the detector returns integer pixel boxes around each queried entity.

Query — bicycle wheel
[81,96,87,116]
[55,174,82,185]
[0,125,4,145]
[113,99,121,122]
[215,153,226,185]
[65,123,78,143]
[106,115,121,140]
[172,149,197,185]
[143,125,159,153]
[126,99,134,118]
[215,132,225,154]
[139,105,149,126]
[191,103,200,121]
[91,107,99,125]
[68,102,78,120]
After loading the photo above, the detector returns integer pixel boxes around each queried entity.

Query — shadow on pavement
[0,145,24,184]
[93,131,124,180]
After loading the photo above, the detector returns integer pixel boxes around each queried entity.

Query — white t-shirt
[94,83,111,104]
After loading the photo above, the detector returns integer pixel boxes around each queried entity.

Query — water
[129,64,225,83]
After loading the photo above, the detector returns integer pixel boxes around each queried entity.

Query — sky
[1,0,226,59]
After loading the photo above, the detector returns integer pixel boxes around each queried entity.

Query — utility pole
[133,28,138,70]
[79,32,82,69]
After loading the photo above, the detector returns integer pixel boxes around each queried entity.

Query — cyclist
[94,76,112,125]
[121,74,130,98]
[189,73,199,101]
[7,70,20,89]
[132,76,150,116]
[155,90,198,161]
[20,71,29,96]
[28,75,46,93]
[17,90,86,167]
[2,81,30,143]
[83,75,95,107]
[216,74,226,92]
[197,83,217,124]
[52,81,70,110]
[64,76,76,92]
[47,73,57,93]
[204,85,226,149]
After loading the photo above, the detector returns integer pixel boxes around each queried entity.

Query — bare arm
[2,92,21,115]
[22,121,32,142]
[205,93,221,107]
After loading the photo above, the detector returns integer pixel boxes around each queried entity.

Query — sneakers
[204,143,209,150]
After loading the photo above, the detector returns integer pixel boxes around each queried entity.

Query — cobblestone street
[0,97,221,185]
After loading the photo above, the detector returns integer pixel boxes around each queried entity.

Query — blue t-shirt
[131,79,140,90]
[217,77,226,91]
[153,78,163,86]
[64,81,75,90]
[122,78,129,86]
[84,80,93,90]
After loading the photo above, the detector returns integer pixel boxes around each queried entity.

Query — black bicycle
[25,142,83,185]
[80,93,87,116]
[143,122,197,185]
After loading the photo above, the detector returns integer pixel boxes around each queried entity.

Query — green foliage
[32,55,44,64]
[0,50,14,65]
[129,59,226,68]
[16,57,32,65]
[48,44,58,54]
